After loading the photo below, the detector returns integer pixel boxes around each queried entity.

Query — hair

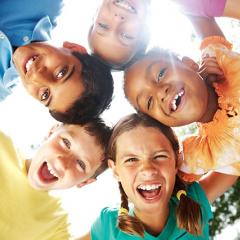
[50,52,114,124]
[88,23,150,71]
[82,117,112,178]
[108,113,202,237]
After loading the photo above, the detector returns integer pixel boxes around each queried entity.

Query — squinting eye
[125,157,137,163]
[155,155,168,160]
[56,66,68,79]
[62,138,71,149]
[98,22,109,30]
[77,160,86,171]
[157,68,167,82]
[41,89,50,101]
[147,96,153,110]
[121,32,134,40]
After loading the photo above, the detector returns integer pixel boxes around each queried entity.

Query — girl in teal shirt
[80,113,237,240]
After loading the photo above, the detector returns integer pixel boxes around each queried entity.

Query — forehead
[116,126,172,152]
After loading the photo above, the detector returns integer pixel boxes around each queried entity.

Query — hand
[198,56,224,84]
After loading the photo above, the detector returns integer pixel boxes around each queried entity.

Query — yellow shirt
[0,131,70,240]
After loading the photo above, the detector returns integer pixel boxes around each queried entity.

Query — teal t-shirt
[91,182,212,240]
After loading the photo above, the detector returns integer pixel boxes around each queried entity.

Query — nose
[140,160,158,178]
[157,84,169,103]
[55,154,73,171]
[113,12,125,21]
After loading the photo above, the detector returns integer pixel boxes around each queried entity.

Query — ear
[63,41,87,54]
[182,56,199,72]
[76,178,96,188]
[175,151,184,173]
[108,159,120,181]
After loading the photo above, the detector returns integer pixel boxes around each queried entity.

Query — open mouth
[113,0,136,13]
[137,184,161,200]
[170,89,185,112]
[38,162,58,184]
[24,55,39,74]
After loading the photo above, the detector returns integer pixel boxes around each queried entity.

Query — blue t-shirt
[0,0,63,101]
[91,182,213,240]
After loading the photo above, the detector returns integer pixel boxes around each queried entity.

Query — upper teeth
[46,162,58,178]
[171,89,184,112]
[25,56,37,72]
[115,0,136,13]
[138,184,161,191]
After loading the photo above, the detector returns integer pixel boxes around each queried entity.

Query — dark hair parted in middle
[50,52,114,124]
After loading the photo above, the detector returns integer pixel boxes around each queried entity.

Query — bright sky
[0,0,240,238]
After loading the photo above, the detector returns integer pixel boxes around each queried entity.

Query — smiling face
[27,124,104,191]
[13,42,85,113]
[124,52,209,127]
[89,0,150,67]
[109,126,177,215]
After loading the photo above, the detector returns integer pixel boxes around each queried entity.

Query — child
[1,0,114,123]
[0,118,111,239]
[80,113,237,239]
[88,0,151,70]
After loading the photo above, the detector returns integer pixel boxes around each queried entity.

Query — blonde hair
[108,113,202,237]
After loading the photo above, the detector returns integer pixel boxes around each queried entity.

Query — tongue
[139,189,160,199]
[39,162,58,182]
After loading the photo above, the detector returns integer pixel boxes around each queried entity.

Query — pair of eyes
[61,137,86,171]
[147,67,167,110]
[124,154,169,164]
[40,65,69,102]
[97,22,134,41]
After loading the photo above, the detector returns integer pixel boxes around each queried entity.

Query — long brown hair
[108,113,202,237]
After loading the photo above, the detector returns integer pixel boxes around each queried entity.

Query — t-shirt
[0,131,70,240]
[91,182,212,239]
[175,0,226,17]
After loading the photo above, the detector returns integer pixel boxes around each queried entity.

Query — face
[89,0,150,66]
[109,126,177,216]
[125,54,209,126]
[28,124,104,190]
[13,42,85,113]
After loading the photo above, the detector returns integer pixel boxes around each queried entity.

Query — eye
[40,88,50,101]
[154,154,168,160]
[157,68,167,82]
[77,160,86,171]
[125,157,138,163]
[147,96,153,110]
[98,22,109,30]
[121,32,134,40]
[62,138,71,149]
[56,66,68,80]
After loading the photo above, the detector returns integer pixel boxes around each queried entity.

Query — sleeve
[174,0,226,17]
[90,207,110,240]
[188,182,213,221]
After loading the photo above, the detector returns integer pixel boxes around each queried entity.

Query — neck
[134,205,169,236]
[199,84,218,123]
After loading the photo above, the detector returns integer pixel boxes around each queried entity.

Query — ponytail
[175,176,202,235]
[117,183,145,238]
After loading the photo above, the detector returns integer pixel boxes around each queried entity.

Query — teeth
[138,184,161,191]
[46,162,58,178]
[171,89,184,112]
[25,56,37,73]
[115,0,136,13]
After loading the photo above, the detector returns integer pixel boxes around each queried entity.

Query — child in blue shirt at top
[79,113,238,240]
[1,0,113,124]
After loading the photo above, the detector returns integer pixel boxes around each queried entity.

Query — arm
[223,0,240,19]
[74,233,91,240]
[199,172,238,203]
[186,15,225,40]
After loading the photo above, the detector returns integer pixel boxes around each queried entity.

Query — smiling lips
[25,55,38,74]
[114,0,136,14]
[170,89,185,113]
[137,184,161,200]
[38,162,58,184]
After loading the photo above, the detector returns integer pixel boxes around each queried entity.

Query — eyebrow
[46,66,75,109]
[145,61,156,79]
